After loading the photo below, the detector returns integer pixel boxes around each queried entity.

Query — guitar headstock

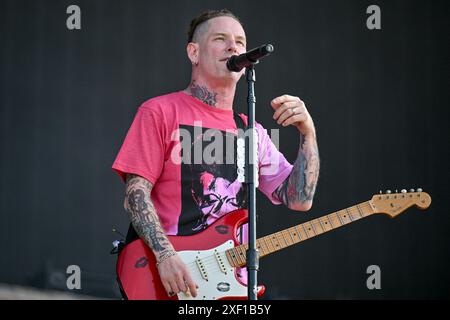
[370,188,431,217]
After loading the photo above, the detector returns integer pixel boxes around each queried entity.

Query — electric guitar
[116,189,431,300]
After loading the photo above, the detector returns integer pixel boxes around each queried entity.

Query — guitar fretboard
[225,201,375,267]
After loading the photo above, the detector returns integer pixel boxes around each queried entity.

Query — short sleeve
[256,123,293,204]
[112,106,166,185]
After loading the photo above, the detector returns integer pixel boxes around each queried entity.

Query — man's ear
[187,42,199,66]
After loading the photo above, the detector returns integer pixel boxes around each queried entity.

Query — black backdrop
[0,0,449,299]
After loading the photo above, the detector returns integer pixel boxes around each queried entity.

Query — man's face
[195,16,247,84]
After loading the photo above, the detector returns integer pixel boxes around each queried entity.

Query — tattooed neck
[187,81,218,107]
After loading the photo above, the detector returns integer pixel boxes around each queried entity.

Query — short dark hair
[187,9,243,43]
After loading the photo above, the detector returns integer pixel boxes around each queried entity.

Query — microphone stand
[229,44,273,300]
[245,65,259,300]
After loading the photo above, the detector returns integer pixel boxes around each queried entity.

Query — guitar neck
[226,201,375,267]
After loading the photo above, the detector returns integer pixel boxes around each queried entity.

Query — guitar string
[182,215,360,270]
[170,203,373,270]
[183,211,369,270]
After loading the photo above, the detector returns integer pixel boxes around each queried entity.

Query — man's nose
[227,41,239,54]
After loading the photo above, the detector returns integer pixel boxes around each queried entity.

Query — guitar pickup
[214,250,227,274]
[195,257,208,281]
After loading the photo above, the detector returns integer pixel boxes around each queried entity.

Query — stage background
[0,0,449,299]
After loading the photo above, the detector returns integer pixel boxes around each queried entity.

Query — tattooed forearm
[188,80,217,106]
[273,132,320,210]
[124,174,176,260]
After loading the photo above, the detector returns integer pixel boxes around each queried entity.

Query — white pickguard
[177,240,247,300]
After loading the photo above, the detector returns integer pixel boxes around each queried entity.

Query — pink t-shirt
[112,91,293,236]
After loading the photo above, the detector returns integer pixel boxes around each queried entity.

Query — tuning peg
[417,188,423,192]
[379,190,383,194]
[409,189,415,192]
[386,190,392,194]
[395,189,398,193]
[401,189,407,193]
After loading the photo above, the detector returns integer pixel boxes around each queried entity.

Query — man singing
[112,9,320,299]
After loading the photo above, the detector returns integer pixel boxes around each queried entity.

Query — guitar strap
[233,111,246,132]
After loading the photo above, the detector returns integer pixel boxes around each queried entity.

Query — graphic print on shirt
[178,124,247,235]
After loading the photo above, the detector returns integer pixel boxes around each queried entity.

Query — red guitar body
[116,209,265,300]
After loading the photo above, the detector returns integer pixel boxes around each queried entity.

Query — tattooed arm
[124,174,198,297]
[271,94,320,211]
[273,132,320,211]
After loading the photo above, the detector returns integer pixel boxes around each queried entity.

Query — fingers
[274,105,308,127]
[271,95,309,129]
[271,94,301,109]
[175,273,188,293]
[160,268,182,297]
[166,276,198,298]
[168,279,180,297]
[161,280,176,297]
[159,258,198,298]
[282,113,307,127]
[273,101,301,123]
[177,270,199,298]
[184,272,198,298]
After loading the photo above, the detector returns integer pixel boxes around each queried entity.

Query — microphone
[226,44,274,72]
